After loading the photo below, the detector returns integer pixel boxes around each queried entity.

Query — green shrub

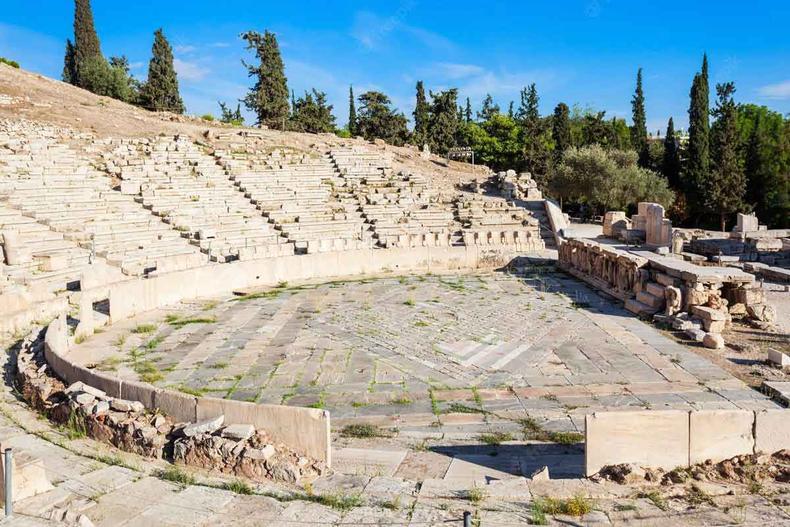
[0,57,20,68]
[157,466,195,486]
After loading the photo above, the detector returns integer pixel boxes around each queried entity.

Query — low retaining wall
[585,409,790,476]
[109,245,520,323]
[43,316,331,465]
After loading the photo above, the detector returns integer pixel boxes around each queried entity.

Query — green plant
[403,298,415,306]
[176,385,206,397]
[201,114,215,121]
[168,316,216,328]
[0,57,20,68]
[381,495,401,510]
[340,424,381,438]
[63,411,86,440]
[132,324,156,334]
[466,487,486,505]
[391,394,412,405]
[532,494,591,517]
[638,490,668,511]
[477,431,514,445]
[223,479,254,495]
[314,492,363,511]
[157,466,195,486]
[145,337,164,351]
[530,500,548,525]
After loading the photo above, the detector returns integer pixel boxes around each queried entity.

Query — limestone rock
[702,333,725,350]
[182,415,224,438]
[529,465,550,481]
[221,424,255,441]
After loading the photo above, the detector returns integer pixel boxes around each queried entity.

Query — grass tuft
[157,466,195,486]
[340,424,381,438]
[477,431,513,446]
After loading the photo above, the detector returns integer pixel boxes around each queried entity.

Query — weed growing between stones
[477,431,514,445]
[532,494,592,517]
[63,411,87,439]
[167,316,217,328]
[466,486,486,505]
[638,490,668,511]
[131,324,156,334]
[223,479,254,495]
[157,466,196,486]
[312,492,363,511]
[340,424,382,438]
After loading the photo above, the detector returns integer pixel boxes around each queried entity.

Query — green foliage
[157,466,196,486]
[201,114,214,121]
[533,495,592,517]
[738,104,789,228]
[347,85,357,136]
[551,145,674,214]
[686,54,711,217]
[457,114,521,171]
[140,29,184,113]
[706,81,746,230]
[312,492,363,511]
[0,57,20,68]
[131,323,156,334]
[289,89,336,133]
[552,102,572,166]
[218,102,244,126]
[78,55,137,102]
[427,88,458,154]
[72,0,102,82]
[464,97,473,123]
[412,81,430,146]
[466,487,487,505]
[223,479,254,495]
[355,91,409,146]
[631,68,649,166]
[477,93,500,121]
[663,117,681,188]
[63,411,87,440]
[518,83,550,177]
[477,431,514,445]
[63,39,77,83]
[242,30,290,128]
[340,424,382,438]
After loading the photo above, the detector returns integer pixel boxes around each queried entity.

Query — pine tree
[242,30,290,129]
[464,98,472,123]
[517,84,539,123]
[631,67,648,167]
[355,91,409,146]
[686,54,710,219]
[706,82,746,231]
[62,39,77,84]
[290,89,336,133]
[140,29,184,113]
[552,102,571,165]
[413,81,430,146]
[348,85,357,136]
[663,117,681,188]
[477,94,500,122]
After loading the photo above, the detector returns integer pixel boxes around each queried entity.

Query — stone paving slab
[332,447,408,478]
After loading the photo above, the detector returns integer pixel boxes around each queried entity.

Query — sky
[1,1,789,133]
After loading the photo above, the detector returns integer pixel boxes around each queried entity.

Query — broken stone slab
[91,400,110,415]
[221,423,255,441]
[181,415,224,438]
[110,399,145,413]
[65,381,107,400]
[72,392,96,406]
[244,444,276,461]
[768,348,790,368]
[747,303,776,323]
[529,465,550,481]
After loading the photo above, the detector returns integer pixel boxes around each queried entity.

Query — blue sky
[1,1,789,132]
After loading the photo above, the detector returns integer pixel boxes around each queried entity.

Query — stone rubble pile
[496,169,543,201]
[15,326,322,484]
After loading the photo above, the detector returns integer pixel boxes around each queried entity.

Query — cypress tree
[663,117,681,188]
[413,81,430,146]
[348,85,357,136]
[242,30,290,129]
[140,29,184,113]
[464,98,472,123]
[73,0,102,80]
[508,101,514,119]
[552,102,571,165]
[291,89,296,116]
[62,39,77,84]
[686,54,710,218]
[426,89,458,154]
[520,84,547,175]
[355,91,409,146]
[631,67,648,167]
[706,82,746,231]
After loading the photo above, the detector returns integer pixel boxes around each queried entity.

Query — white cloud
[174,58,210,81]
[174,45,197,54]
[757,80,790,100]
[433,63,485,80]
[350,5,454,53]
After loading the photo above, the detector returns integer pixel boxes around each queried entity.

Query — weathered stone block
[754,409,790,454]
[702,333,725,350]
[768,348,790,367]
[689,410,754,464]
[585,410,689,476]
[154,389,197,423]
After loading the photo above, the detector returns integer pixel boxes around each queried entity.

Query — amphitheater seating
[215,144,372,253]
[0,122,204,280]
[107,136,294,262]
